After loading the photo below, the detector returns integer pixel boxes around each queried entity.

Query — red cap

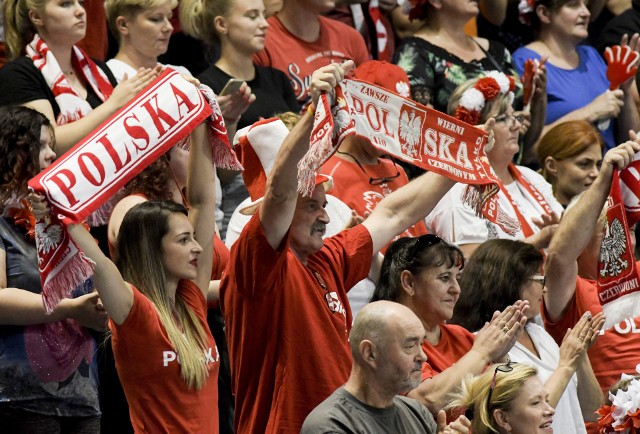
[353,60,411,98]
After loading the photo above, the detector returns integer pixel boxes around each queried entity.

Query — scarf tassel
[601,291,640,330]
[462,184,520,236]
[42,252,95,315]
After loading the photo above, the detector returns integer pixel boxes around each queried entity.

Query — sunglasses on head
[486,360,516,414]
[406,234,443,262]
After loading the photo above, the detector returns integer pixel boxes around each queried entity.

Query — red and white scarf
[598,161,640,329]
[29,70,240,313]
[26,34,113,125]
[300,78,516,234]
[491,163,556,238]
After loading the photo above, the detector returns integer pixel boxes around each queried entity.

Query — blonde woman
[104,0,190,81]
[30,123,220,433]
[450,363,555,434]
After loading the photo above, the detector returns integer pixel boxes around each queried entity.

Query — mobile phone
[219,78,245,96]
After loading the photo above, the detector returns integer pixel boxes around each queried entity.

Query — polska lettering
[33,71,210,221]
[163,346,220,367]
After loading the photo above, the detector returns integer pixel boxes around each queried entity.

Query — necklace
[335,150,400,186]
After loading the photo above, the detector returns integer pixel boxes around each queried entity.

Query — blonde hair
[3,0,47,59]
[105,0,178,42]
[448,363,538,434]
[447,77,513,126]
[179,0,232,47]
[116,201,210,389]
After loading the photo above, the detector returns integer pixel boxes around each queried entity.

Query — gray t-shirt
[301,386,437,434]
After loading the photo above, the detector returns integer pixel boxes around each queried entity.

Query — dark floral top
[393,37,522,113]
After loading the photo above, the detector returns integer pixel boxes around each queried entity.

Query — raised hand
[217,82,256,125]
[110,65,162,109]
[436,410,471,434]
[472,300,529,362]
[309,60,356,108]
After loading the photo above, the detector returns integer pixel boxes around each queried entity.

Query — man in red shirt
[544,140,640,434]
[220,62,458,433]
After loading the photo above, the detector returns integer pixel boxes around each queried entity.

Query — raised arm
[545,141,640,321]
[260,61,354,250]
[186,123,217,297]
[542,312,603,412]
[24,68,160,154]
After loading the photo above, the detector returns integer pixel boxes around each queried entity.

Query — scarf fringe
[601,291,640,330]
[462,184,520,236]
[211,133,243,171]
[42,252,95,314]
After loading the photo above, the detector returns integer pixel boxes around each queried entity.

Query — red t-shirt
[220,213,373,434]
[321,155,428,248]
[542,269,640,434]
[253,15,369,105]
[420,324,475,381]
[110,280,220,433]
[212,234,229,280]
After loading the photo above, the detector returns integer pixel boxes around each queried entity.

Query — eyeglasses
[487,361,515,414]
[529,274,546,288]
[494,114,526,128]
[407,234,442,262]
[336,151,401,186]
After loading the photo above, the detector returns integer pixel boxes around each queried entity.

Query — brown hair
[0,105,54,204]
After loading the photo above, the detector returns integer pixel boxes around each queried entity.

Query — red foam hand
[605,45,640,90]
[522,59,537,106]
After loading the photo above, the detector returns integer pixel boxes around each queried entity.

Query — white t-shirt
[509,323,587,434]
[425,166,563,245]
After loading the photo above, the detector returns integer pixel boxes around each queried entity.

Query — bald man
[301,301,470,434]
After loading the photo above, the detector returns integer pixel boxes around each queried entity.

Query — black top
[595,0,640,55]
[198,64,300,130]
[0,55,117,117]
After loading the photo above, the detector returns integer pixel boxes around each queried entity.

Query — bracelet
[307,102,316,116]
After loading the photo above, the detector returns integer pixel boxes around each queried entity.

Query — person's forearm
[576,356,604,421]
[408,348,491,413]
[28,100,118,154]
[547,168,611,266]
[0,287,74,325]
[266,113,314,202]
[544,363,576,408]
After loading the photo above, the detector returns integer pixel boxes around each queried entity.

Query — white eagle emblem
[399,110,421,157]
[35,222,63,255]
[599,218,629,278]
[333,97,350,137]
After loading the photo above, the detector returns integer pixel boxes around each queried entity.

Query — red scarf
[598,166,640,330]
[301,78,516,234]
[29,70,239,313]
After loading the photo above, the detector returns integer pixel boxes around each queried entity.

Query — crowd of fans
[2,0,640,433]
